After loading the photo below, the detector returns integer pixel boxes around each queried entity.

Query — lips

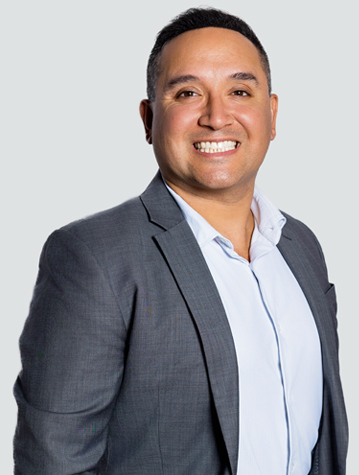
[194,140,238,153]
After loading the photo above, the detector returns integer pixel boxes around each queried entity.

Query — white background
[1,1,357,472]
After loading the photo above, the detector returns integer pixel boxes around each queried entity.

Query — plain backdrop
[1,1,357,472]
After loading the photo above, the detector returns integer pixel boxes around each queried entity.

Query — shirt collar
[251,188,286,245]
[165,184,220,247]
[165,183,286,248]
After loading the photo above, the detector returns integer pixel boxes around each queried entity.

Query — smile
[194,140,238,153]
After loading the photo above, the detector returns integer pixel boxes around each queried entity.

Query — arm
[14,229,127,474]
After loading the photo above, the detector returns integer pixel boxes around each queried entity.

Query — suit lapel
[141,173,239,475]
[277,227,339,381]
[279,220,348,475]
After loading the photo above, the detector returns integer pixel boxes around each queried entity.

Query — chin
[194,170,241,188]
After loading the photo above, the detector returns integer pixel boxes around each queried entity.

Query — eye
[177,90,198,98]
[231,90,250,97]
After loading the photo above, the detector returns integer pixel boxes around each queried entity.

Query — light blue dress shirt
[166,185,323,475]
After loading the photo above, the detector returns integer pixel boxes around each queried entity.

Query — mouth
[193,140,239,153]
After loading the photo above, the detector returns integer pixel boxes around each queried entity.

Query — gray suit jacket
[14,172,348,474]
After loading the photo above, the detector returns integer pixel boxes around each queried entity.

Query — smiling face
[140,27,278,200]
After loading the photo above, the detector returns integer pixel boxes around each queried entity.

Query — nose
[198,94,234,130]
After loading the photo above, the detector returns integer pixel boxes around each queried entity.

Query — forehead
[158,27,264,81]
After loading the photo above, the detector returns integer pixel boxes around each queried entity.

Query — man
[14,7,348,475]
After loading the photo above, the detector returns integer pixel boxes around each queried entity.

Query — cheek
[159,105,199,139]
[152,112,190,162]
[236,105,272,139]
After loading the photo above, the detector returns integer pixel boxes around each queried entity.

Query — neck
[166,181,255,261]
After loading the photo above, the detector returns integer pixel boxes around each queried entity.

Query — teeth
[194,141,237,153]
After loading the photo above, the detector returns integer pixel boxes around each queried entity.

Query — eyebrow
[230,72,259,86]
[164,71,259,93]
[165,75,199,91]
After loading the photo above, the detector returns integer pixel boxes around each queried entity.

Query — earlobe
[270,94,278,141]
[140,100,153,144]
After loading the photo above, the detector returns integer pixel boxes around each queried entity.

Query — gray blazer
[14,172,348,474]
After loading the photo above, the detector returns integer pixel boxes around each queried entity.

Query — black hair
[146,7,271,102]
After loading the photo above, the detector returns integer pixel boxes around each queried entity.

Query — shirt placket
[250,262,294,475]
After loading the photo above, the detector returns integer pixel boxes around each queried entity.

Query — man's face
[140,27,278,198]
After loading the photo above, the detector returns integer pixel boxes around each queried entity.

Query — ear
[140,99,153,144]
[269,94,278,141]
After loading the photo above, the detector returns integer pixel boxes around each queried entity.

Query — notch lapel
[141,173,239,475]
[277,226,340,381]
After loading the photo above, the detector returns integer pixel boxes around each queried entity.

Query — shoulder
[280,211,329,281]
[281,212,325,256]
[64,195,148,239]
[40,194,157,281]
[50,195,153,253]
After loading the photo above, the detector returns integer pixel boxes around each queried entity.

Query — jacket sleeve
[14,229,127,474]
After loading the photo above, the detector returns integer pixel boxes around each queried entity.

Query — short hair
[146,7,272,102]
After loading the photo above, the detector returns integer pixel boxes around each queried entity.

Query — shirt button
[291,462,295,471]
[277,324,282,334]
